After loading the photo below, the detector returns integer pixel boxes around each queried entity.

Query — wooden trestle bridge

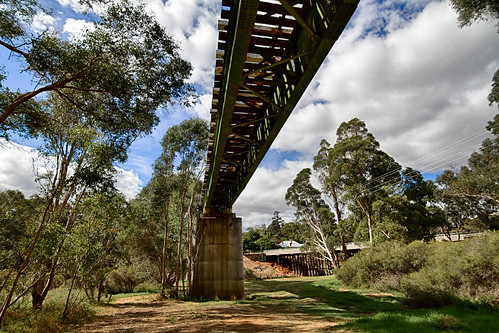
[192,0,359,299]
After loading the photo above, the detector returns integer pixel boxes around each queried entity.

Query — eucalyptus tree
[327,118,401,244]
[0,93,109,319]
[437,114,499,232]
[0,0,193,139]
[137,117,208,298]
[286,168,339,268]
[63,192,129,310]
[0,190,37,272]
[397,168,445,242]
[158,117,208,296]
[1,87,159,322]
[453,115,498,207]
[313,139,349,259]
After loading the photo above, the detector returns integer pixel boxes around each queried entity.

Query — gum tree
[0,0,193,139]
[327,118,401,244]
[286,168,339,268]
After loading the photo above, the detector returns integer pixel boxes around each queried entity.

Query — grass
[239,276,499,332]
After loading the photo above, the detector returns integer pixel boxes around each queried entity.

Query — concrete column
[191,212,244,299]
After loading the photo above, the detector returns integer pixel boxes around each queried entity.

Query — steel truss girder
[203,0,359,212]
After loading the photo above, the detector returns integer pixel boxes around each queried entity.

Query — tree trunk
[31,277,45,308]
[330,187,349,261]
[174,185,187,297]
[186,181,197,295]
[34,188,86,309]
[160,197,171,298]
[367,215,374,244]
[97,278,105,303]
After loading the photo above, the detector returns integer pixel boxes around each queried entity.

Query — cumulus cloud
[233,160,312,228]
[144,0,220,90]
[31,12,58,33]
[0,140,142,199]
[114,168,142,200]
[273,0,497,169]
[63,18,94,40]
[0,140,42,196]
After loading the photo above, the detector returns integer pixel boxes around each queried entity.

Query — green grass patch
[242,276,403,321]
[241,275,499,332]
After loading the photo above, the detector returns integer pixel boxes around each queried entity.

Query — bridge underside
[203,0,359,213]
[193,0,359,299]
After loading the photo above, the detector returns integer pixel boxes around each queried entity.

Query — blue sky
[1,0,498,228]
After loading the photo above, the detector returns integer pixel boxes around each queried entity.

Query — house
[278,240,303,248]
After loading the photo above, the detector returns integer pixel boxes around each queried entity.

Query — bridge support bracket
[191,213,244,300]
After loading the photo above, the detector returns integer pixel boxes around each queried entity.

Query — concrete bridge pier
[191,211,244,299]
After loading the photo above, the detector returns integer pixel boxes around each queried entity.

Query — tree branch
[0,39,29,58]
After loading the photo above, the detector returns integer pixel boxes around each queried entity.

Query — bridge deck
[203,0,359,212]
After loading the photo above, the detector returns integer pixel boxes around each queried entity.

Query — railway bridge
[191,0,359,299]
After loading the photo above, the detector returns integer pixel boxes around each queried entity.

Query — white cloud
[190,93,212,120]
[144,0,220,90]
[56,0,90,13]
[114,168,142,199]
[31,12,58,33]
[233,160,312,228]
[0,140,142,199]
[0,140,41,196]
[271,0,497,168]
[63,18,93,40]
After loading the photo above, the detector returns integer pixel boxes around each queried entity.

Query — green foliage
[128,117,208,297]
[0,0,194,139]
[254,233,279,251]
[242,228,262,252]
[0,190,38,269]
[338,233,499,308]
[280,221,310,244]
[242,224,281,252]
[326,118,402,244]
[437,114,499,231]
[400,233,499,308]
[105,268,140,295]
[0,299,95,332]
[337,241,430,290]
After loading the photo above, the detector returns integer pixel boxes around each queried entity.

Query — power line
[363,129,489,188]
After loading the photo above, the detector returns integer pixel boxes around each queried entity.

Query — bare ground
[70,294,349,333]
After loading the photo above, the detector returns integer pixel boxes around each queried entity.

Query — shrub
[401,233,499,307]
[105,268,139,294]
[336,232,499,308]
[336,241,430,289]
[1,301,95,332]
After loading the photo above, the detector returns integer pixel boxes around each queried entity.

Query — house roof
[279,240,303,248]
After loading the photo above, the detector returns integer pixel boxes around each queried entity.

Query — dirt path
[71,294,347,333]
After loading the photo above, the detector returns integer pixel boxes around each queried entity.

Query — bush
[244,268,258,280]
[105,268,139,294]
[336,241,430,289]
[401,233,499,307]
[336,232,499,308]
[1,301,95,332]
